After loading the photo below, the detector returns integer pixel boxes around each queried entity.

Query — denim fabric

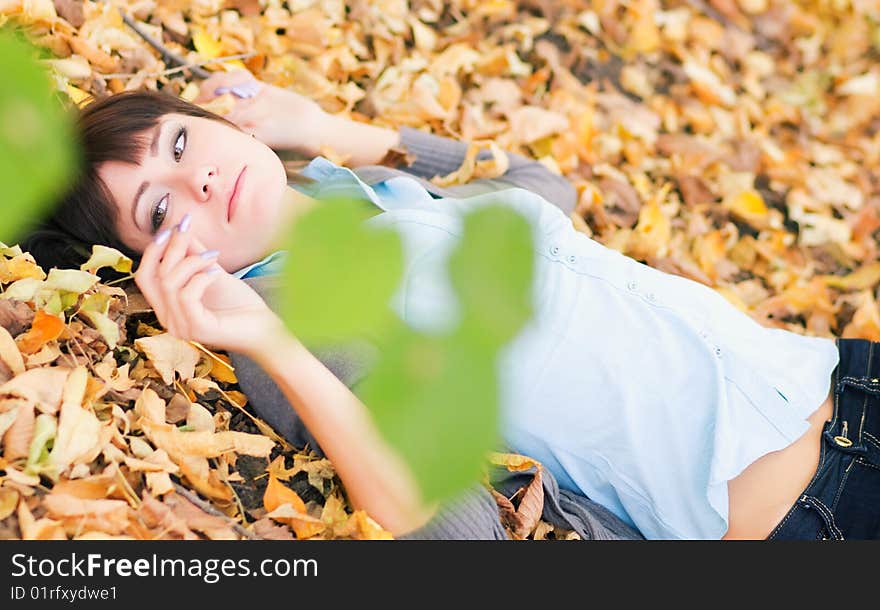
[766,338,880,540]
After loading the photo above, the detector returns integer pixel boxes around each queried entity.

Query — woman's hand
[134,213,285,356]
[193,69,328,154]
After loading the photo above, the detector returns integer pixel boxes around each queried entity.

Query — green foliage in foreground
[0,27,78,244]
[278,198,536,503]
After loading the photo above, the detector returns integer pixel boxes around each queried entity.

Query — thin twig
[100,53,256,81]
[171,481,262,540]
[118,10,212,80]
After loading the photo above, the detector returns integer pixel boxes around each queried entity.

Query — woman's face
[97,112,289,272]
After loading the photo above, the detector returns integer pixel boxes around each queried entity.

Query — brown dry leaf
[17,499,67,540]
[264,503,327,539]
[138,493,199,540]
[0,487,20,520]
[161,492,239,540]
[49,367,105,475]
[133,386,167,427]
[510,465,545,539]
[507,106,570,144]
[141,418,275,459]
[0,326,24,376]
[134,333,201,385]
[175,453,234,503]
[43,493,132,535]
[2,401,35,462]
[338,510,394,540]
[0,366,71,415]
[251,516,296,540]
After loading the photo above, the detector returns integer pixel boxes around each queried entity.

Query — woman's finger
[174,267,223,342]
[157,214,195,278]
[162,250,220,296]
[134,226,175,329]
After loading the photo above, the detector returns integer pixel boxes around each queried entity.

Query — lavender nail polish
[154,228,171,245]
[200,249,220,259]
[178,213,191,233]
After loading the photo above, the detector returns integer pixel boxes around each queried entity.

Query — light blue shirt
[233,157,840,539]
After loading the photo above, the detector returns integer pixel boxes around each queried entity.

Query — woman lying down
[22,72,879,540]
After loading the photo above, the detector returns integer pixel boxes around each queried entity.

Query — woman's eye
[173,126,186,162]
[151,195,168,232]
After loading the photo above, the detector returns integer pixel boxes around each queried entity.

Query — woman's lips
[227,166,246,222]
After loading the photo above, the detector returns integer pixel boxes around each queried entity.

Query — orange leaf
[209,353,237,383]
[16,311,65,355]
[263,473,307,513]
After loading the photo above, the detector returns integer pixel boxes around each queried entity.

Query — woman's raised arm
[194,71,577,214]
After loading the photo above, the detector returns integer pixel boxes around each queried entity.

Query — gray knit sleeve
[397,125,577,215]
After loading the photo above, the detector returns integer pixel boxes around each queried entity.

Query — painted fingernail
[200,249,220,259]
[206,266,222,275]
[231,82,260,98]
[154,228,171,245]
[214,86,232,95]
[178,213,192,233]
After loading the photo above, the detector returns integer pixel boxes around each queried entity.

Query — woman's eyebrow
[131,120,166,232]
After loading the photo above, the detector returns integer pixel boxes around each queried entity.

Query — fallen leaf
[15,310,65,355]
[134,333,201,385]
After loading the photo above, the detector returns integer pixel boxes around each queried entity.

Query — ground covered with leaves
[1,0,879,540]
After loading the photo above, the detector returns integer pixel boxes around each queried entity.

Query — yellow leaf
[209,352,237,383]
[192,27,222,59]
[0,255,46,283]
[66,84,92,107]
[724,190,769,228]
[821,262,880,291]
[629,200,671,259]
[345,510,394,540]
[42,268,100,294]
[489,451,542,472]
[79,245,133,274]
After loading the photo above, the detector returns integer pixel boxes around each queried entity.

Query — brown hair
[19,89,313,282]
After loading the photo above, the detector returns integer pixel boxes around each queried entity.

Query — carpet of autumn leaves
[1,0,880,540]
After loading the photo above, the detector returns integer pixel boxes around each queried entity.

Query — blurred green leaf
[448,203,535,349]
[0,26,78,244]
[355,321,500,503]
[277,196,403,346]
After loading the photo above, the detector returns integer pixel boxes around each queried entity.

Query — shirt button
[567,254,577,264]
[715,347,722,357]
[550,245,560,257]
[646,292,656,301]
[627,280,637,291]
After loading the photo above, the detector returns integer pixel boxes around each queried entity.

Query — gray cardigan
[228,127,643,540]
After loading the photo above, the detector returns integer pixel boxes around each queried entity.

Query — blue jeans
[766,338,880,540]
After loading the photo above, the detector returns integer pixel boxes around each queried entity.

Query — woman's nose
[195,167,217,201]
